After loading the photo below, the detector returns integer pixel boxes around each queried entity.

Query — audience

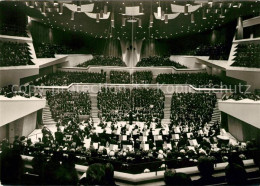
[136,56,187,69]
[156,73,235,88]
[0,84,41,98]
[193,156,219,185]
[31,71,106,86]
[222,92,260,101]
[231,43,260,68]
[97,87,164,122]
[132,71,153,84]
[77,55,126,67]
[0,41,34,67]
[46,91,91,122]
[180,43,230,60]
[110,71,131,84]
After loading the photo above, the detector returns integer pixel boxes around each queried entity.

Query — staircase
[90,94,100,123]
[209,101,221,125]
[42,103,57,125]
[163,95,172,120]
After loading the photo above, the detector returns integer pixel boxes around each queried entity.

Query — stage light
[157,6,161,19]
[59,3,63,15]
[138,19,142,27]
[71,11,75,20]
[122,17,126,26]
[96,13,100,23]
[150,14,153,23]
[104,5,108,14]
[184,5,188,15]
[191,13,195,23]
[165,14,168,24]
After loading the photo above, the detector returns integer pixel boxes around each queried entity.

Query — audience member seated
[33,42,55,58]
[136,56,187,69]
[97,87,164,122]
[77,55,126,67]
[222,92,260,101]
[156,73,234,88]
[31,71,106,86]
[193,156,219,185]
[132,71,153,84]
[181,43,230,60]
[170,93,217,129]
[0,84,41,98]
[0,23,28,37]
[110,71,131,84]
[225,163,248,185]
[46,91,91,122]
[0,41,34,66]
[231,43,260,68]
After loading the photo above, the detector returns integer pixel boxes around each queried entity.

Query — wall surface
[0,67,39,87]
[170,55,205,69]
[218,99,260,130]
[0,96,46,127]
[226,69,260,91]
[60,54,93,67]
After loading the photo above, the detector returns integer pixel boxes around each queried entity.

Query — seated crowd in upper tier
[77,55,126,67]
[136,56,187,68]
[0,23,28,37]
[33,42,77,58]
[31,71,106,86]
[0,41,34,67]
[231,43,260,68]
[97,88,164,122]
[180,43,230,60]
[29,71,237,88]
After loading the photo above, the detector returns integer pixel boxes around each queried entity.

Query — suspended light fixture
[104,5,108,14]
[111,21,115,28]
[149,22,153,28]
[208,0,213,7]
[59,3,63,15]
[71,11,75,20]
[100,10,104,18]
[138,19,142,27]
[191,13,195,23]
[184,5,188,15]
[157,6,162,19]
[161,11,165,20]
[77,1,81,12]
[150,14,153,23]
[165,14,168,24]
[42,2,46,15]
[29,0,34,8]
[220,8,225,18]
[202,9,206,19]
[140,3,143,13]
[122,17,126,26]
[96,13,100,23]
[111,12,114,22]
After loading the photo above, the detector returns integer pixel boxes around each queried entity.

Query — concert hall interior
[0,0,260,185]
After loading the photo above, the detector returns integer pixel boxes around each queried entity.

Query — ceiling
[1,1,260,40]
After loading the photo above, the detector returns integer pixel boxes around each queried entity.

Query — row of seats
[77,55,126,67]
[156,73,234,88]
[0,41,34,67]
[136,56,187,68]
[222,92,260,101]
[97,87,164,122]
[231,43,260,68]
[182,43,230,60]
[31,71,106,86]
[33,42,75,58]
[46,91,91,122]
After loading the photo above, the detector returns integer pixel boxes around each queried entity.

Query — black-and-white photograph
[0,0,259,185]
